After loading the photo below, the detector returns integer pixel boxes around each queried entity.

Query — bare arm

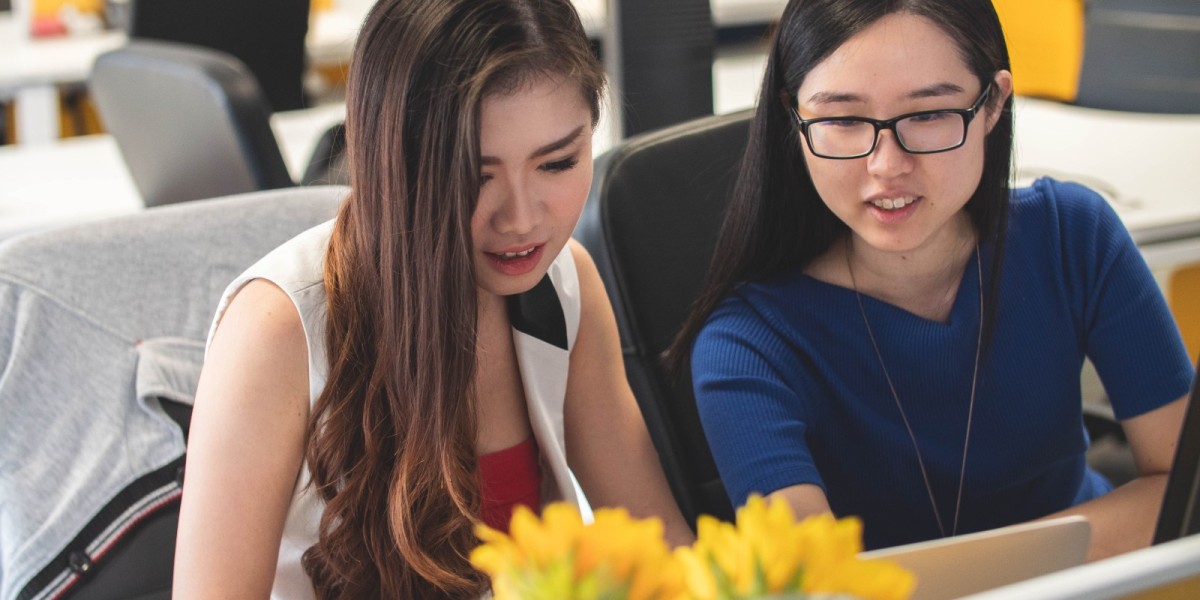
[563,240,694,547]
[772,398,1186,560]
[172,280,312,598]
[769,483,833,522]
[1045,395,1187,561]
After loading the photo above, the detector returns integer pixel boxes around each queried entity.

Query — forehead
[479,75,591,157]
[797,12,974,100]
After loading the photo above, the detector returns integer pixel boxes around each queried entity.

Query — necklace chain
[845,239,983,538]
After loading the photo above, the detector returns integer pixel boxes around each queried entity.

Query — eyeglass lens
[807,112,965,158]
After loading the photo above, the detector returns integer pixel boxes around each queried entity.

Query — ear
[985,70,1014,133]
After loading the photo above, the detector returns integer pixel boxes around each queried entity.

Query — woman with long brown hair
[172,0,691,597]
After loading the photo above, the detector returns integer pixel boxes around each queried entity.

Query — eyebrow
[480,125,586,166]
[804,82,967,106]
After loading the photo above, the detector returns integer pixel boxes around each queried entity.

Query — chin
[476,270,544,298]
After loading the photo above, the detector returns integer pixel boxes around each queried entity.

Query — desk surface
[1012,97,1200,244]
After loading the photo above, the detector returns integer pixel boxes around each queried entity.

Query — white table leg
[15,85,62,144]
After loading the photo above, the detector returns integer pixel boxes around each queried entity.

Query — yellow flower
[471,496,914,600]
[471,503,686,600]
[679,495,915,600]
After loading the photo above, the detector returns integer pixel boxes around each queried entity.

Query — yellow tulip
[471,496,915,600]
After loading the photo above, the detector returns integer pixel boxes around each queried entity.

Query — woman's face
[793,12,1011,256]
[472,75,594,298]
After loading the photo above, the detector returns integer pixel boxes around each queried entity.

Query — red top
[478,436,542,532]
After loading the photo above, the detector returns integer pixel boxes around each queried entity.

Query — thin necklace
[845,238,983,538]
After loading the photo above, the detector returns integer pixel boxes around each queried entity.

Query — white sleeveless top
[208,220,583,599]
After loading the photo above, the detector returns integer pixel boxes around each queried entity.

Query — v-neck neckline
[801,249,982,330]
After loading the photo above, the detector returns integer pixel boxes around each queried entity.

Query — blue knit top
[692,178,1194,549]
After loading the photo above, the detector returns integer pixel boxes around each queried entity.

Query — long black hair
[668,0,1013,373]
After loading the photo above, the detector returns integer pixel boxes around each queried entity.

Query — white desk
[1012,96,1200,272]
[0,16,123,144]
[0,102,346,237]
[0,4,369,145]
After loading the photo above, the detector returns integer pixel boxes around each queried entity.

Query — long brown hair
[301,0,604,597]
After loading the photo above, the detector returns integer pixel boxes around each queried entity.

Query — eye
[541,157,579,173]
[907,111,952,124]
[817,119,864,129]
[479,173,494,188]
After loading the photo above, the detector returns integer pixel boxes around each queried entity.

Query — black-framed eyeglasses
[791,81,994,159]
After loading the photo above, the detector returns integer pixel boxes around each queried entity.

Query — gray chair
[1076,0,1200,114]
[90,40,295,207]
[0,186,345,600]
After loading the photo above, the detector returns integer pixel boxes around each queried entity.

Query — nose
[490,177,539,235]
[866,129,914,178]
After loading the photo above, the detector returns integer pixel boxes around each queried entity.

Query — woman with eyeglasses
[670,0,1190,561]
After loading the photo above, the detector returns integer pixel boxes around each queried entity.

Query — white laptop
[859,516,1091,600]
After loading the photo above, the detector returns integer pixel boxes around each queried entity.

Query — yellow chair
[992,0,1085,102]
[1170,265,1200,364]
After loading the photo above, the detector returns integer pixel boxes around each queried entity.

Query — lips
[864,194,922,223]
[483,243,545,277]
[868,196,918,210]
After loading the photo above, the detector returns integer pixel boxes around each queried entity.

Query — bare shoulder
[214,278,306,348]
[200,278,309,417]
[567,238,613,327]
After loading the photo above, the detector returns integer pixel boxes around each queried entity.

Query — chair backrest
[573,111,752,527]
[0,186,346,600]
[1076,0,1200,114]
[126,0,311,112]
[301,122,349,186]
[90,40,294,208]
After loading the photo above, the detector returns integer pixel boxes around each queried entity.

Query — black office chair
[301,122,349,187]
[0,185,346,600]
[125,0,311,112]
[90,41,302,207]
[574,111,752,528]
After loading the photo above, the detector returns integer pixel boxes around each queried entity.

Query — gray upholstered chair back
[90,40,295,208]
[0,186,345,600]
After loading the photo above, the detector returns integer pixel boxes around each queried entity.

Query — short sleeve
[1048,180,1194,419]
[691,293,824,507]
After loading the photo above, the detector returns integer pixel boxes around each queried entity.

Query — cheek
[547,166,593,222]
[801,155,851,209]
[469,191,494,248]
[935,143,987,201]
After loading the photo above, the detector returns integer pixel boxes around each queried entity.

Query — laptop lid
[859,515,1091,600]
